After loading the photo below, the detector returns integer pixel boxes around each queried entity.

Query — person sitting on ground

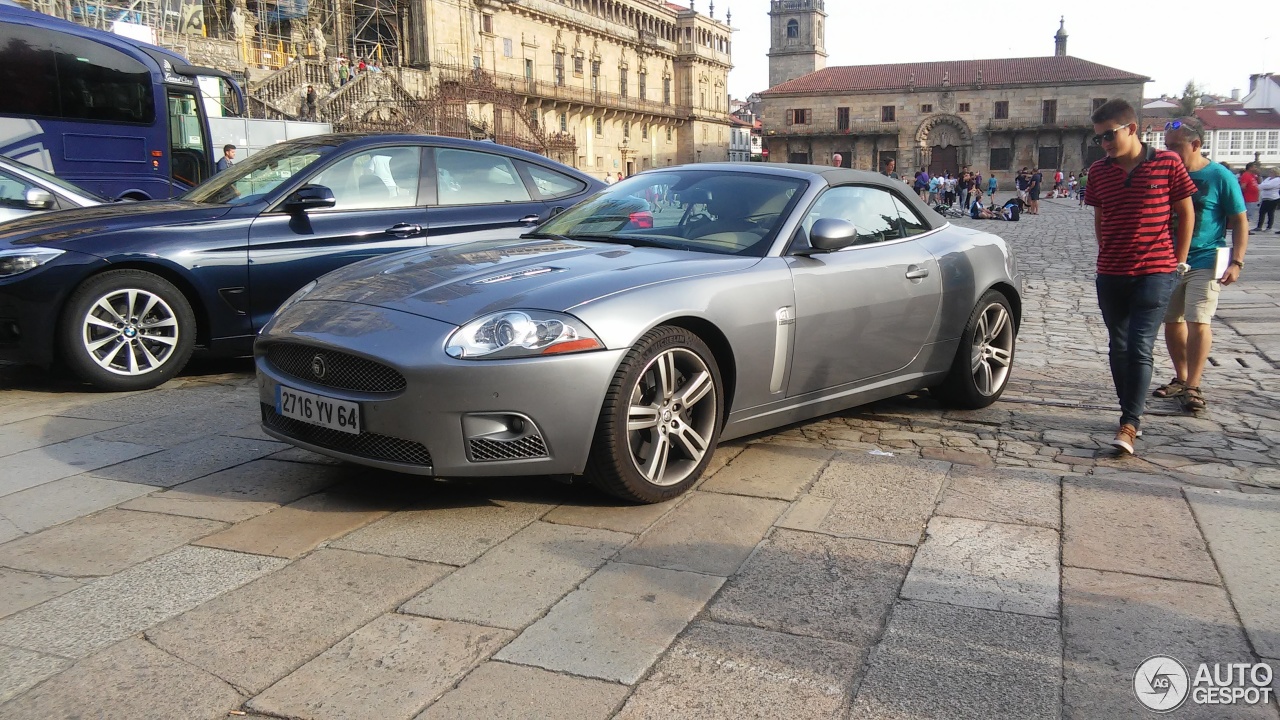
[969,190,998,219]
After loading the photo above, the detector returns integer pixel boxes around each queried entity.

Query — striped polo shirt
[1084,144,1196,276]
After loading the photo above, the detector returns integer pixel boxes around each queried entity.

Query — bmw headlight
[446,310,603,359]
[0,248,64,278]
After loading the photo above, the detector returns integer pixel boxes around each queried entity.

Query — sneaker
[1111,424,1138,454]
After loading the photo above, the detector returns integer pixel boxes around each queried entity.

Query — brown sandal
[1152,378,1185,398]
[1182,386,1206,411]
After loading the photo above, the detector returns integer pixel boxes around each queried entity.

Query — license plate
[276,385,360,435]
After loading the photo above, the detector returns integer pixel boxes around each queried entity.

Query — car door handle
[519,214,541,224]
[384,223,422,237]
[905,266,930,280]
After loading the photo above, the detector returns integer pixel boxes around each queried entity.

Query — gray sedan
[0,156,102,223]
[255,164,1022,503]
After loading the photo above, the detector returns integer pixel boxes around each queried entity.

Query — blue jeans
[1095,272,1178,429]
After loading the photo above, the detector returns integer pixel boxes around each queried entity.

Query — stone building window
[502,38,513,58]
[994,101,1009,120]
[559,113,568,132]
[624,121,631,139]
[595,117,603,136]
[620,68,628,98]
[881,105,896,122]
[786,19,799,39]
[663,77,671,105]
[642,123,649,139]
[554,52,565,87]
[1093,97,1108,111]
[573,54,584,76]
[1038,146,1059,169]
[667,126,673,141]
[958,102,970,113]
[481,14,494,35]
[921,104,933,113]
[638,71,647,100]
[591,60,600,92]
[837,107,850,131]
[1042,99,1057,125]
[787,109,811,125]
[989,147,1011,170]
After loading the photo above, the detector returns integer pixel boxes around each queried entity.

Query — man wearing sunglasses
[1083,99,1196,454]
[1152,117,1248,414]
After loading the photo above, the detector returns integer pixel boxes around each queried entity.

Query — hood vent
[469,266,565,285]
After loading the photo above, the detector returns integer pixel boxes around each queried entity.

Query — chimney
[1231,88,1240,101]
[1054,17,1067,57]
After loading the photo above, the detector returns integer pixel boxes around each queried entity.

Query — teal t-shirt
[1186,162,1246,270]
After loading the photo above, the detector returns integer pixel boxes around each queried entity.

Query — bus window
[168,89,208,187]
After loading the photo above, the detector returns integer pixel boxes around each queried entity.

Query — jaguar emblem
[311,354,327,379]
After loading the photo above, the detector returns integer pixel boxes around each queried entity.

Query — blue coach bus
[0,3,246,200]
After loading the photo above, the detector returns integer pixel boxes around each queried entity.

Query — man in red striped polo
[1083,99,1195,454]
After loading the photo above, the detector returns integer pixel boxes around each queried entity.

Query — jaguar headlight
[446,310,603,359]
[0,248,64,278]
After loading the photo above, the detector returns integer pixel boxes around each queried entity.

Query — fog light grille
[261,403,431,466]
[469,435,548,462]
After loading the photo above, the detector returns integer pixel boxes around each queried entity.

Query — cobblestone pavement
[1,195,1278,718]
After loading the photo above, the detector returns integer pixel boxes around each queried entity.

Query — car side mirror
[283,185,336,213]
[798,218,857,255]
[24,188,55,210]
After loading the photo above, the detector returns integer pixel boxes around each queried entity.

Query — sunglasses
[1164,119,1203,140]
[1091,126,1131,145]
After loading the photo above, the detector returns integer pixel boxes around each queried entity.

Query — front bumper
[0,253,107,366]
[255,299,626,478]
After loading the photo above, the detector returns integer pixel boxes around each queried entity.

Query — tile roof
[1195,107,1280,130]
[761,56,1149,95]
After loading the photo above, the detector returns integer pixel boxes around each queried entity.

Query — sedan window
[0,169,39,209]
[801,186,905,247]
[311,147,422,209]
[893,195,931,236]
[436,149,532,205]
[522,162,588,200]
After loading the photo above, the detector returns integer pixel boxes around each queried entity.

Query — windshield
[537,170,808,257]
[2,159,107,203]
[182,141,336,206]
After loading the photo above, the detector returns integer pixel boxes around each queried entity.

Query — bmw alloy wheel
[81,288,181,376]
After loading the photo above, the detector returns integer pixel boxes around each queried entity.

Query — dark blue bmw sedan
[0,134,604,390]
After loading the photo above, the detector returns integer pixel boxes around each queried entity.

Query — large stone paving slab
[0,546,285,659]
[542,494,682,535]
[618,492,787,576]
[332,494,554,565]
[709,528,911,644]
[697,445,835,500]
[193,484,398,559]
[146,549,451,694]
[935,466,1062,529]
[88,434,287,487]
[0,569,81,620]
[0,415,122,458]
[781,453,950,545]
[495,561,723,684]
[0,436,161,498]
[0,475,153,535]
[849,600,1061,720]
[901,516,1060,618]
[90,396,261,448]
[0,638,242,720]
[416,662,628,720]
[1185,488,1280,658]
[0,518,18,546]
[1062,567,1273,719]
[1063,475,1219,584]
[120,458,344,523]
[0,508,224,577]
[248,614,512,720]
[616,620,862,720]
[0,644,70,704]
[401,521,631,630]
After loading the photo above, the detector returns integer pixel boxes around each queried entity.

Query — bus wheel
[60,270,196,391]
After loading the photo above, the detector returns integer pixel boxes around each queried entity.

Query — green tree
[1177,81,1200,116]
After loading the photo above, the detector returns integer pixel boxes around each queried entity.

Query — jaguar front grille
[265,343,406,393]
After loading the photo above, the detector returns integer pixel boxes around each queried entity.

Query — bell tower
[767,0,827,88]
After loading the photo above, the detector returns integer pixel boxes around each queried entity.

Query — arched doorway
[915,115,972,177]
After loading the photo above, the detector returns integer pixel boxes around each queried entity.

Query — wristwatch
[1231,259,1244,269]
[1177,262,1190,274]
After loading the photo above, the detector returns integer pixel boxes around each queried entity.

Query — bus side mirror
[284,185,336,213]
[25,189,55,210]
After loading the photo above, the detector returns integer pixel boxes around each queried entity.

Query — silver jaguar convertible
[255,164,1021,503]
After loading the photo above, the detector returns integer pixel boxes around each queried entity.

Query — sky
[698,0,1277,102]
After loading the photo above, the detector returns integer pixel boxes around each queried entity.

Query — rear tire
[934,290,1016,409]
[585,326,723,504]
[59,269,196,392]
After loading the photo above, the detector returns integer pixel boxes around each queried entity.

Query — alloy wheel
[625,347,718,487]
[970,302,1014,396]
[80,288,181,376]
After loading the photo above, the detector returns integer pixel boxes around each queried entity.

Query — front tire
[59,269,196,391]
[934,290,1016,409]
[586,326,724,503]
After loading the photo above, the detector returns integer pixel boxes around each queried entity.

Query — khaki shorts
[1164,267,1221,324]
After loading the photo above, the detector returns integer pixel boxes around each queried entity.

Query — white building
[729,116,753,162]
